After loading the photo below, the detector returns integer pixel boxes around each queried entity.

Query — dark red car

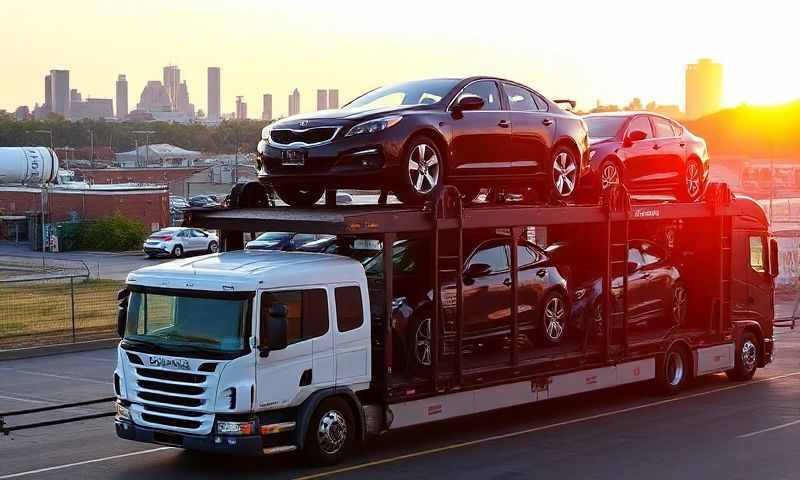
[582,112,709,201]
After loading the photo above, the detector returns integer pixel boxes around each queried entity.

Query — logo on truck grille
[148,356,191,371]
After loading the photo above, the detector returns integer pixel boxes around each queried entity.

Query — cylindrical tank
[0,147,59,184]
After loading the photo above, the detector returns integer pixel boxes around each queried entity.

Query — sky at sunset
[1,0,797,117]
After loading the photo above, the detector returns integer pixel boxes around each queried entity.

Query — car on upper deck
[256,77,589,206]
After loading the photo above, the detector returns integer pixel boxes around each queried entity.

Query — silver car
[143,227,219,258]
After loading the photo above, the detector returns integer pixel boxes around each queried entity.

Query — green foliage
[77,212,148,251]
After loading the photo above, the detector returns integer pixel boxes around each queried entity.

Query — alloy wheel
[408,144,440,194]
[673,285,688,325]
[209,242,218,253]
[601,163,620,189]
[667,351,685,387]
[686,161,701,199]
[317,410,348,455]
[415,318,432,366]
[544,296,566,341]
[553,151,577,197]
[741,339,758,372]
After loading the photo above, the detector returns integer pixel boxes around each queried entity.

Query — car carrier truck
[113,183,778,465]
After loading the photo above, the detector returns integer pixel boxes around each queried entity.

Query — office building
[316,89,328,111]
[116,74,128,120]
[70,89,82,104]
[137,81,172,112]
[236,96,247,120]
[208,67,221,121]
[288,88,300,116]
[163,65,181,112]
[685,58,723,119]
[69,98,114,121]
[44,74,52,109]
[262,94,273,121]
[50,69,70,116]
[328,89,339,109]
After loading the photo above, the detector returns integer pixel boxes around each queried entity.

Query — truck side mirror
[261,303,289,356]
[769,238,780,278]
[116,288,130,338]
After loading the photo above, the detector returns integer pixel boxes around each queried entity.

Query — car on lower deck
[143,227,219,258]
[582,112,709,201]
[256,77,589,206]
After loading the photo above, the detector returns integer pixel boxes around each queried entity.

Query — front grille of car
[270,127,339,146]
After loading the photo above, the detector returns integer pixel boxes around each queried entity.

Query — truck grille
[270,127,339,146]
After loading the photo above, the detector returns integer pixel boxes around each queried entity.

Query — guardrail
[0,397,115,435]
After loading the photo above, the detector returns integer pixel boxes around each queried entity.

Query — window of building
[260,289,328,345]
[335,286,364,332]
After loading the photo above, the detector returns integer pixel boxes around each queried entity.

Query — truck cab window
[335,286,364,332]
[260,289,328,345]
[749,236,765,273]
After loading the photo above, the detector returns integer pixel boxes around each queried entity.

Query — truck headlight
[346,116,402,137]
[215,420,255,435]
[115,401,131,420]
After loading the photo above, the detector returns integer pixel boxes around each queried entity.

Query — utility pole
[89,129,95,169]
[131,130,156,168]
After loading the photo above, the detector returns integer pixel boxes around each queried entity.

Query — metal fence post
[70,276,76,342]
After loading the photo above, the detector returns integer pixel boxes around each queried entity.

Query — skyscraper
[44,74,52,109]
[316,89,328,111]
[236,96,247,120]
[163,65,181,112]
[328,89,339,109]
[50,69,70,116]
[685,58,722,119]
[288,88,300,116]
[116,74,128,120]
[262,94,273,121]
[208,67,221,121]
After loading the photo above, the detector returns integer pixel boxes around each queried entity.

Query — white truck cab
[114,250,372,464]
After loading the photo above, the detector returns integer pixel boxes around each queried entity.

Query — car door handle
[542,118,553,126]
[536,269,547,278]
[679,142,686,147]
[498,120,511,128]
[503,278,513,286]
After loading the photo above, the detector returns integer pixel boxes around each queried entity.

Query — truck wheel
[274,184,325,207]
[303,397,355,466]
[656,345,690,395]
[726,332,759,381]
[540,291,568,344]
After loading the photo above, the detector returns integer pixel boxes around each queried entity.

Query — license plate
[282,150,306,166]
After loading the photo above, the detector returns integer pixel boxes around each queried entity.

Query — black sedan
[582,112,709,201]
[256,77,590,205]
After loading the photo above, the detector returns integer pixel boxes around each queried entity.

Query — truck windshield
[125,291,251,355]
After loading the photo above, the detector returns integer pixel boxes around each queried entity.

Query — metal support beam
[382,232,396,394]
[510,226,521,366]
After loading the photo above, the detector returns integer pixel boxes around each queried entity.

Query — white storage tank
[0,147,59,184]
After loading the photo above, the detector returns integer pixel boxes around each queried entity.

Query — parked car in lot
[188,195,221,208]
[256,76,589,206]
[245,232,333,251]
[143,227,219,258]
[169,196,190,210]
[583,112,709,201]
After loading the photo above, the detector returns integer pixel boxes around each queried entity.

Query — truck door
[332,285,371,386]
[745,234,774,324]
[255,288,334,410]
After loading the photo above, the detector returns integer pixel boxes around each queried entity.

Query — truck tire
[656,344,690,395]
[303,397,355,466]
[726,331,759,381]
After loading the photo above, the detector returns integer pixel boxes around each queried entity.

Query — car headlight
[346,116,402,137]
[588,150,597,161]
[261,124,274,142]
[256,139,268,155]
[215,420,255,435]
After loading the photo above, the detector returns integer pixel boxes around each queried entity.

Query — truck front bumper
[115,419,263,455]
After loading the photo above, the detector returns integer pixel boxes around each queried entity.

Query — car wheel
[406,313,433,376]
[172,245,183,258]
[656,344,690,394]
[550,146,579,200]
[680,158,703,202]
[541,291,568,345]
[396,135,443,205]
[672,280,688,326]
[273,184,325,207]
[599,160,621,191]
[303,397,355,466]
[207,241,218,254]
[726,332,759,381]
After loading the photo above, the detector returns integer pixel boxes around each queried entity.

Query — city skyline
[2,1,797,116]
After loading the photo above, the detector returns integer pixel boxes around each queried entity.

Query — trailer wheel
[540,291,568,344]
[656,345,690,395]
[726,332,759,381]
[303,397,355,466]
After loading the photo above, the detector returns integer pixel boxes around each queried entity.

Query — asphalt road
[1,326,800,480]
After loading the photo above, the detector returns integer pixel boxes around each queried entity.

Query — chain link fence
[0,256,123,349]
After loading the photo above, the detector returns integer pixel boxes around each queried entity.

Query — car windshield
[125,291,251,354]
[585,116,628,139]
[362,240,423,276]
[254,232,292,242]
[344,79,460,110]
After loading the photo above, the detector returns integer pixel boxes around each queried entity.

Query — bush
[78,212,148,251]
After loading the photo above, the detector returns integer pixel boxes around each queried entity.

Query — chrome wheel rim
[415,318,432,366]
[544,297,566,341]
[667,351,685,387]
[209,242,218,253]
[317,410,348,455]
[408,144,440,194]
[686,162,701,198]
[673,285,688,324]
[741,340,758,372]
[601,163,620,189]
[553,151,577,197]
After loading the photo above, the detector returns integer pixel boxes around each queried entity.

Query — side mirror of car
[260,304,289,357]
[452,95,485,113]
[116,288,130,338]
[769,238,780,278]
[464,263,491,280]
[624,129,648,146]
[626,261,639,274]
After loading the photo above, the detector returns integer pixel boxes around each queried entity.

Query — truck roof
[127,250,366,292]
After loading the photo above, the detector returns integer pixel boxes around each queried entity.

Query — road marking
[0,368,108,385]
[0,447,174,479]
[295,370,800,480]
[0,394,52,405]
[738,418,800,439]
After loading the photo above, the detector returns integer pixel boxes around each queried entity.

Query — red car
[582,112,709,201]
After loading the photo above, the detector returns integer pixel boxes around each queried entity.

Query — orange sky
[1,0,797,117]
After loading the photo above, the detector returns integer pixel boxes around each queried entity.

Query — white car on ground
[143,227,219,258]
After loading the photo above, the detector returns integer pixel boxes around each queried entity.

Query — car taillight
[162,236,173,241]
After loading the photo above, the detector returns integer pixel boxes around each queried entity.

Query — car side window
[335,286,364,332]
[468,241,509,273]
[749,236,766,273]
[627,247,645,269]
[260,289,328,345]
[627,116,653,139]
[652,117,676,138]
[292,234,316,247]
[503,83,538,112]
[516,243,540,267]
[671,121,683,136]
[457,81,502,111]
